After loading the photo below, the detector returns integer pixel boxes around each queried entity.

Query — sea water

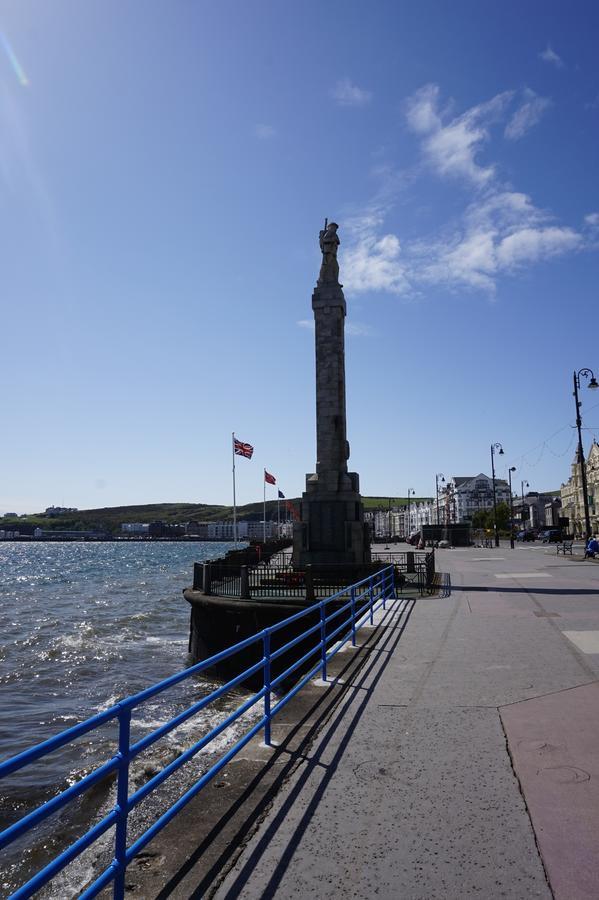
[0,541,256,896]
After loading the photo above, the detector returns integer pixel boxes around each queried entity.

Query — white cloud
[405,84,513,185]
[405,84,441,134]
[496,226,581,267]
[414,193,582,292]
[297,319,314,330]
[539,44,564,68]
[342,214,409,294]
[505,90,551,140]
[465,190,545,231]
[338,84,592,298]
[421,229,498,292]
[331,78,372,107]
[254,123,276,139]
[342,191,585,297]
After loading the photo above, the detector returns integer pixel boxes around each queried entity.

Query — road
[212,542,599,900]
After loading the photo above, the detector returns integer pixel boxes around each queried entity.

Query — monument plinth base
[292,470,371,569]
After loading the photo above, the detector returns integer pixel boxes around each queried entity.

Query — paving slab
[215,702,549,899]
[501,681,599,900]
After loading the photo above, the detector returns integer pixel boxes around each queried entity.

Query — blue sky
[1,0,598,514]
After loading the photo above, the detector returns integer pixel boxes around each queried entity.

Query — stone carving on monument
[318,220,341,284]
[292,221,371,568]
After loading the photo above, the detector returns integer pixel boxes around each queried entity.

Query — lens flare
[0,31,29,86]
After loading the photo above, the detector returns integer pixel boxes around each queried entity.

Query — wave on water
[0,540,254,896]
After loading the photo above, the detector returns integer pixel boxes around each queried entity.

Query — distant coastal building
[121,523,150,534]
[45,506,78,517]
[119,520,282,540]
[367,477,511,536]
[511,492,561,530]
[187,521,279,540]
[0,523,36,538]
[279,520,293,539]
[40,529,107,539]
[431,475,510,525]
[560,441,599,536]
[148,522,186,538]
[0,528,107,540]
[366,501,434,539]
[543,498,562,527]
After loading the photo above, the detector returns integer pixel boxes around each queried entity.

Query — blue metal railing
[0,566,396,899]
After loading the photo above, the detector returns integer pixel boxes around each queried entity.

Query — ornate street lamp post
[508,467,516,549]
[520,480,529,530]
[490,442,504,547]
[573,368,599,541]
[435,473,445,526]
[386,497,395,548]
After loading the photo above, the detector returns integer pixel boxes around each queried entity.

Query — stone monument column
[292,222,370,568]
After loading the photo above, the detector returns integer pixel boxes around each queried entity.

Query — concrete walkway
[212,544,599,900]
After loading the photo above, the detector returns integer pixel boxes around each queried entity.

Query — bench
[556,541,573,555]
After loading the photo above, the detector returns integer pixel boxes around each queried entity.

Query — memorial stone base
[292,470,371,568]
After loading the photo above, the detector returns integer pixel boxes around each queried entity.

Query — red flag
[285,499,300,521]
[264,470,276,485]
[234,438,254,459]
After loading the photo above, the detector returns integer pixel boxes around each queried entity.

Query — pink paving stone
[501,681,599,899]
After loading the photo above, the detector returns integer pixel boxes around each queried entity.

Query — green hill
[2,496,428,535]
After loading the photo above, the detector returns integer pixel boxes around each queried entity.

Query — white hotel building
[436,474,511,524]
[378,475,510,531]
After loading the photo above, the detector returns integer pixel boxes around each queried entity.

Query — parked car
[539,529,562,543]
[516,530,536,542]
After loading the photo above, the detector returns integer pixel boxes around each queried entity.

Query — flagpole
[277,492,280,539]
[263,470,266,544]
[232,433,237,546]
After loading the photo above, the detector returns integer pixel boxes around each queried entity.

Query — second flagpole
[263,470,266,544]
[232,433,237,546]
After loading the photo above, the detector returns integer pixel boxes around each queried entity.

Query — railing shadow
[153,597,417,899]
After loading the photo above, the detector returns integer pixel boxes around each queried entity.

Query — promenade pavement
[212,542,599,900]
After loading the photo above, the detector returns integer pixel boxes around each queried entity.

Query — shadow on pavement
[154,597,417,900]
[214,597,416,900]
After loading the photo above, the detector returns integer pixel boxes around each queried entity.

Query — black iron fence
[371,549,435,594]
[193,549,435,600]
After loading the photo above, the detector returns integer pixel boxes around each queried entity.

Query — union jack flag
[234,438,254,459]
[264,470,276,485]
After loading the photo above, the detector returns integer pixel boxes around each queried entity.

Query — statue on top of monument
[318,219,340,285]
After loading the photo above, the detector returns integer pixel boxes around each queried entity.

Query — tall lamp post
[520,480,529,530]
[490,442,504,547]
[573,368,599,541]
[407,488,414,538]
[435,473,445,526]
[386,497,395,548]
[508,467,516,549]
